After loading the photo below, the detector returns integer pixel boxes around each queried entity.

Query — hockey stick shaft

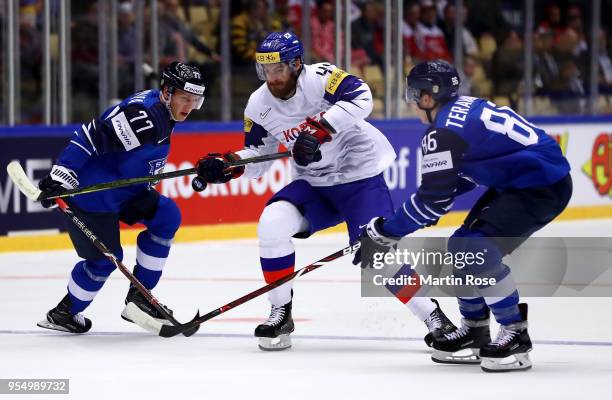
[55,198,199,337]
[44,151,291,200]
[6,151,291,202]
[158,242,361,338]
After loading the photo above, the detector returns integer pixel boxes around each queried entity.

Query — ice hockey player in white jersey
[193,31,457,350]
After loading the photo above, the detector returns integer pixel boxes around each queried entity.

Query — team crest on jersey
[148,158,167,187]
[149,158,167,176]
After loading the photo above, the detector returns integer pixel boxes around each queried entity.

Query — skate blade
[432,348,481,364]
[481,353,532,372]
[258,334,292,351]
[37,319,72,333]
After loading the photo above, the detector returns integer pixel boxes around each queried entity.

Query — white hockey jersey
[235,63,396,186]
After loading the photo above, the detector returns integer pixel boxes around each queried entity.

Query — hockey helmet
[255,31,304,80]
[405,60,460,104]
[160,62,206,109]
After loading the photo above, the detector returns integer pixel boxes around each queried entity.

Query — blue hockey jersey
[383,96,571,236]
[55,90,175,213]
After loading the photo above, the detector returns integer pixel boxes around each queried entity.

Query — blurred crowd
[2,0,612,123]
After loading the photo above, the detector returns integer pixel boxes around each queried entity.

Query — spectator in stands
[116,2,137,98]
[598,29,612,94]
[19,0,43,123]
[403,2,420,60]
[412,0,451,62]
[311,0,340,63]
[441,3,478,58]
[71,2,100,120]
[351,1,384,68]
[272,0,298,33]
[492,30,523,104]
[533,29,560,96]
[536,2,563,41]
[231,0,282,65]
[465,0,508,42]
[159,0,220,64]
[565,6,587,55]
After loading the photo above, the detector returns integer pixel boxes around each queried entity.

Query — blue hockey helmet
[255,31,304,80]
[405,60,460,104]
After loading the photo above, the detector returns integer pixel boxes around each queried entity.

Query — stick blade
[181,310,201,337]
[6,161,42,201]
[123,302,164,335]
[159,311,201,338]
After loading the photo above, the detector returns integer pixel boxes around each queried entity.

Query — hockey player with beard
[36,62,205,333]
[357,60,572,372]
[193,31,456,351]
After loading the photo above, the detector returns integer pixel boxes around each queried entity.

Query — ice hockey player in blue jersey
[36,62,205,334]
[358,60,572,372]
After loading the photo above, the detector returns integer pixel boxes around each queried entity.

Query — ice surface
[0,219,611,399]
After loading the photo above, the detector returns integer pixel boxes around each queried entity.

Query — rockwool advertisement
[1,118,610,236]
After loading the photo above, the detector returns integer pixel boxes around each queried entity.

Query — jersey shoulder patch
[325,67,349,95]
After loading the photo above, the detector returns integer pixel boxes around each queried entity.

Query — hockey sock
[134,230,172,290]
[457,296,488,320]
[261,250,295,306]
[479,265,521,325]
[67,258,118,314]
[258,201,308,306]
[377,263,435,320]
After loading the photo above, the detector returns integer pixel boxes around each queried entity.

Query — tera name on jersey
[444,96,477,129]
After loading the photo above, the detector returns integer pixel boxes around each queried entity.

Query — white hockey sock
[406,297,437,321]
[258,201,309,306]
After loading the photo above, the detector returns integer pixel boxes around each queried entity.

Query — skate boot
[37,295,92,333]
[423,299,458,347]
[255,301,295,351]
[121,285,174,325]
[431,309,491,364]
[480,303,532,372]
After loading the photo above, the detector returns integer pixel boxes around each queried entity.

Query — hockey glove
[194,152,244,184]
[353,217,401,268]
[38,165,79,208]
[292,117,333,167]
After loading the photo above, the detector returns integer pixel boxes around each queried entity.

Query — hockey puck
[191,176,207,192]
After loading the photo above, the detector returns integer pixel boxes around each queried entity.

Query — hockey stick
[6,151,291,202]
[52,197,201,337]
[155,242,361,338]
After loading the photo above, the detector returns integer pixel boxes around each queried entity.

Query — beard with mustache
[266,72,299,100]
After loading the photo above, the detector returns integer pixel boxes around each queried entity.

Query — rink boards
[1,116,611,251]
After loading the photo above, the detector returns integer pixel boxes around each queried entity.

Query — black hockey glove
[292,117,333,167]
[194,152,244,184]
[38,165,79,208]
[353,217,401,268]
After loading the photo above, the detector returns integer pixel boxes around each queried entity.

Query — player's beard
[267,74,298,100]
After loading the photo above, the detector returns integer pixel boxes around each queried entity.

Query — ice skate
[255,301,295,351]
[37,295,92,334]
[431,310,491,364]
[480,303,532,372]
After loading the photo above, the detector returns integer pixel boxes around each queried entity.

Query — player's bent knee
[87,255,120,276]
[448,229,501,276]
[146,195,181,238]
[258,200,307,242]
